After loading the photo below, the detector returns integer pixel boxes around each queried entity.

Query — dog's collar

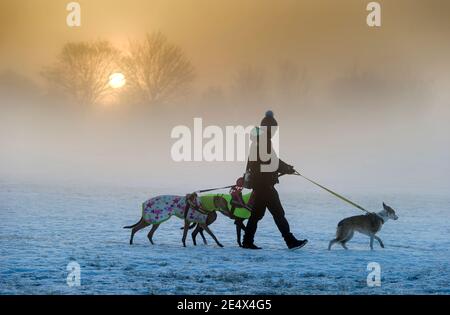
[374,212,385,224]
[186,195,208,215]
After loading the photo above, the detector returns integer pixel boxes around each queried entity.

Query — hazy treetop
[1,0,449,89]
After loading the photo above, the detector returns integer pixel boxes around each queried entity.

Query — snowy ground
[1,182,449,294]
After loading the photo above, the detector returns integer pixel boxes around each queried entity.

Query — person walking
[242,110,308,250]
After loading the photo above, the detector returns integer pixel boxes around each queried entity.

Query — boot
[242,242,262,250]
[287,239,308,250]
[284,233,308,250]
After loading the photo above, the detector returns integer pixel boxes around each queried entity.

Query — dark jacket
[246,129,293,189]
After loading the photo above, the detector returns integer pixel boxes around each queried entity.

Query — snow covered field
[1,182,449,295]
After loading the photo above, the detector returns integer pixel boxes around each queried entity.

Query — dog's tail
[123,218,142,229]
[179,223,197,230]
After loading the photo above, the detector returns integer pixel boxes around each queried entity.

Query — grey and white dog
[328,203,398,250]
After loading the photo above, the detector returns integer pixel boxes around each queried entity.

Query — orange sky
[1,1,449,192]
[1,0,449,88]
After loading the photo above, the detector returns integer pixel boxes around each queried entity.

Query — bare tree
[42,40,120,104]
[122,32,195,104]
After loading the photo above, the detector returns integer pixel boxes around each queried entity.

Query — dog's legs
[192,227,207,245]
[236,223,242,247]
[182,220,190,247]
[147,224,160,245]
[200,224,223,248]
[334,226,353,250]
[345,231,354,242]
[374,235,384,248]
[191,225,202,246]
[369,236,374,250]
[341,231,354,250]
[199,229,207,245]
[328,239,338,250]
[202,212,216,246]
[238,219,246,231]
[191,226,198,246]
[235,219,246,247]
[129,219,149,245]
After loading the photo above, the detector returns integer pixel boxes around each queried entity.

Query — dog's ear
[383,202,393,211]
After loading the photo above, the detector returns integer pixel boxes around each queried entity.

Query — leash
[195,185,235,194]
[184,185,237,217]
[292,171,371,214]
[191,171,372,213]
[195,172,291,194]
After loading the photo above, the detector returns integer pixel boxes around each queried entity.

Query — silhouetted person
[242,110,308,250]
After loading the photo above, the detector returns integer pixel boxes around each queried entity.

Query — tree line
[2,31,310,109]
[41,32,195,105]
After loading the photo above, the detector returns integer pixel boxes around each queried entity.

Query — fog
[1,0,449,195]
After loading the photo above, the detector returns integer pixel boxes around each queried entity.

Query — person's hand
[286,165,296,174]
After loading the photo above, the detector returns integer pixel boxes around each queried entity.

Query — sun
[109,72,126,89]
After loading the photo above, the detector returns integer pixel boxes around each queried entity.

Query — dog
[184,193,252,247]
[188,212,247,247]
[181,193,234,247]
[328,202,398,250]
[124,194,232,247]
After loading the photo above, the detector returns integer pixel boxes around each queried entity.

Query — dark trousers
[243,185,294,245]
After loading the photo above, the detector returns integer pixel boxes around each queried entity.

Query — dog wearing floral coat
[124,194,231,247]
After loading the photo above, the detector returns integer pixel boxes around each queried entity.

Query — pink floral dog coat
[142,195,209,225]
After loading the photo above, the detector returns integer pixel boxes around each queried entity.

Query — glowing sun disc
[109,72,126,89]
